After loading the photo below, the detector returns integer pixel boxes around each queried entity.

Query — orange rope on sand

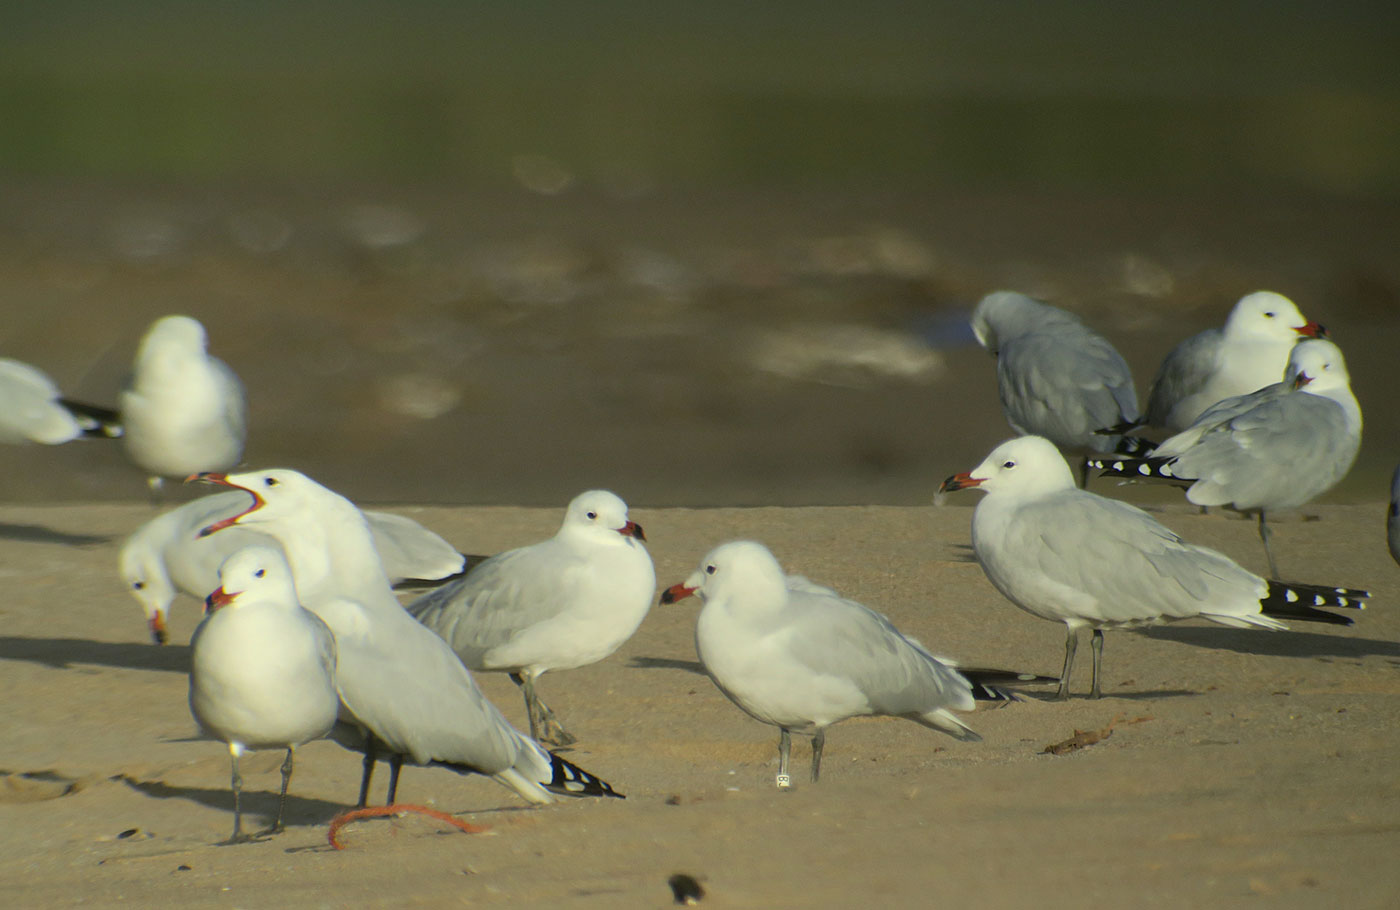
[327,804,491,849]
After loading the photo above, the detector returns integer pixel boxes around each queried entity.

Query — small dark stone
[116,828,139,840]
[668,873,705,904]
[664,795,682,806]
[177,865,191,872]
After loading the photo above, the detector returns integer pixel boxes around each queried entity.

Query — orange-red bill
[1295,321,1327,338]
[188,472,264,537]
[938,471,984,493]
[619,520,646,541]
[660,582,695,604]
[205,586,236,614]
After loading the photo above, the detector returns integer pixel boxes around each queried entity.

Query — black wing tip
[1261,580,1366,626]
[59,398,123,438]
[546,752,626,800]
[960,668,1058,701]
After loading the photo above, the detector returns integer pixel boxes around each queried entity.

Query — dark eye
[133,581,145,591]
[264,477,279,487]
[254,568,266,578]
[1263,311,1275,318]
[586,511,597,520]
[705,564,716,575]
[1002,460,1016,469]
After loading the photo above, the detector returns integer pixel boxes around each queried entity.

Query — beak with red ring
[659,582,695,604]
[186,472,264,537]
[620,520,646,541]
[1292,371,1314,390]
[938,472,985,493]
[1295,321,1327,338]
[148,613,169,645]
[205,585,237,614]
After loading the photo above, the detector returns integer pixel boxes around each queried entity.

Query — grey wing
[997,328,1139,452]
[1003,494,1260,623]
[784,594,974,714]
[331,606,524,771]
[1152,381,1292,457]
[406,544,578,667]
[364,510,466,582]
[1169,394,1356,509]
[1146,329,1220,427]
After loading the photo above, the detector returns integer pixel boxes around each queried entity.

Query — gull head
[138,314,210,360]
[205,545,297,614]
[189,468,321,537]
[561,489,645,542]
[1226,291,1324,342]
[945,436,1077,499]
[1285,338,1350,392]
[663,540,787,609]
[118,539,174,644]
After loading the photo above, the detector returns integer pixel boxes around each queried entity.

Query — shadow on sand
[628,656,706,675]
[117,774,345,832]
[1142,626,1400,660]
[0,636,188,672]
[0,522,111,546]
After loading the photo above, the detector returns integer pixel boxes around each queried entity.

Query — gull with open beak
[189,545,338,843]
[190,468,622,808]
[406,490,655,746]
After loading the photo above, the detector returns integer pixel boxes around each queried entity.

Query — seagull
[407,490,655,746]
[120,490,467,644]
[970,291,1144,485]
[940,436,1367,699]
[193,468,622,808]
[1145,291,1325,433]
[1091,338,1360,578]
[0,357,120,445]
[661,540,983,788]
[189,545,339,844]
[120,315,246,493]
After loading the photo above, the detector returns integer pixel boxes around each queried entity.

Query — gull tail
[1259,581,1368,626]
[543,752,625,799]
[59,399,123,438]
[958,667,1059,702]
[1113,435,1156,457]
[1088,456,1192,486]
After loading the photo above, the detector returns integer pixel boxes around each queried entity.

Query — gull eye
[705,564,717,575]
[133,581,145,591]
[254,568,266,578]
[1264,311,1275,318]
[586,511,597,520]
[264,477,279,488]
[1002,460,1016,469]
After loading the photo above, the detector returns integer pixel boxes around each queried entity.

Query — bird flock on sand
[0,292,1385,844]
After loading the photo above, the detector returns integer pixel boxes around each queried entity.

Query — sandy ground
[1,498,1397,908]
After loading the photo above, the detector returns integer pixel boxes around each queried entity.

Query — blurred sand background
[2,4,1399,908]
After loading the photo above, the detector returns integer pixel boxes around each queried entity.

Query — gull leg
[1057,626,1079,700]
[1258,510,1280,578]
[263,747,293,834]
[356,734,378,808]
[224,744,250,844]
[386,753,404,804]
[776,729,792,789]
[535,698,577,747]
[811,729,826,783]
[1090,629,1105,699]
[513,671,575,746]
[510,672,541,742]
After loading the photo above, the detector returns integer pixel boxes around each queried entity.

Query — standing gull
[661,540,982,788]
[1093,338,1360,578]
[0,358,119,445]
[1146,291,1325,433]
[121,315,246,492]
[408,490,655,746]
[121,490,467,644]
[970,291,1143,485]
[189,546,338,843]
[940,436,1366,699]
[194,469,621,807]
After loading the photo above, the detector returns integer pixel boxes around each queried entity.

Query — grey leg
[810,729,826,783]
[510,672,541,742]
[386,753,403,804]
[265,747,293,834]
[1258,510,1280,578]
[1090,629,1105,699]
[535,698,577,747]
[225,747,248,844]
[776,729,792,789]
[512,671,575,746]
[1057,626,1079,700]
[356,734,378,808]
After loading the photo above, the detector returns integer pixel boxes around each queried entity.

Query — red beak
[619,520,646,541]
[148,613,168,645]
[187,473,264,537]
[205,586,236,614]
[938,471,984,493]
[1295,321,1326,338]
[659,582,696,604]
[1292,371,1313,390]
